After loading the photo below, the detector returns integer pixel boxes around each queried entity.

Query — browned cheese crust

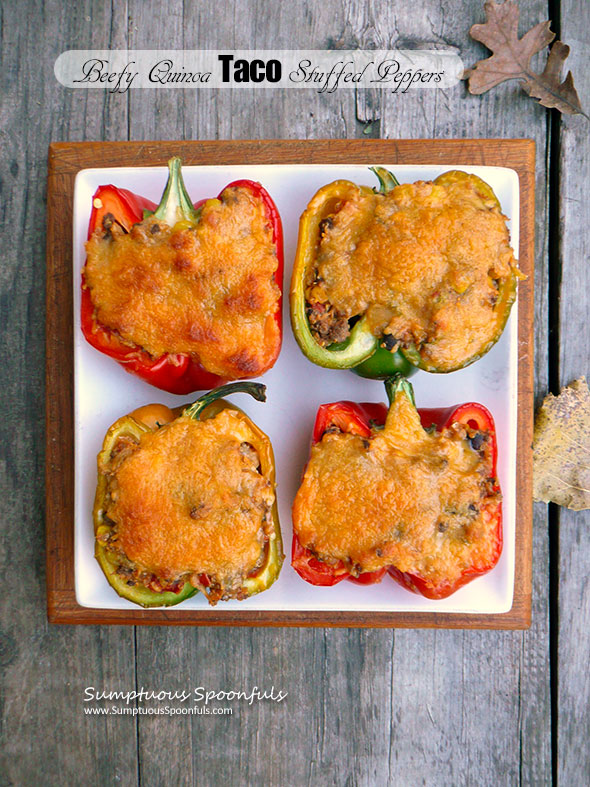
[84,186,280,378]
[306,177,518,369]
[101,409,274,593]
[292,393,501,585]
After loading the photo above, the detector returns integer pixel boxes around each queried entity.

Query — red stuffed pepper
[292,375,502,599]
[82,157,283,394]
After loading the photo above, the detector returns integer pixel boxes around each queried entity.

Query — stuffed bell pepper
[292,375,502,599]
[83,158,283,394]
[290,167,521,378]
[94,382,283,607]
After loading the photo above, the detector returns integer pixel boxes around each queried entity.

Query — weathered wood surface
[5,0,589,782]
[557,1,590,784]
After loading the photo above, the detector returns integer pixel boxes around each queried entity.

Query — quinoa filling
[96,411,275,605]
[304,177,519,370]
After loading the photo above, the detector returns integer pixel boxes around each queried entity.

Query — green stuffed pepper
[290,167,522,377]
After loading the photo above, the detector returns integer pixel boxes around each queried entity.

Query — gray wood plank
[127,4,388,786]
[181,1,359,142]
[0,2,138,785]
[0,0,555,784]
[129,3,395,786]
[557,2,590,784]
[127,4,197,785]
[377,1,550,784]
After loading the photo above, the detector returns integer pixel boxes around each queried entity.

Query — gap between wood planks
[547,3,562,786]
[548,107,560,787]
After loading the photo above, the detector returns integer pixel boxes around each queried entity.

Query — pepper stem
[370,166,400,194]
[182,382,267,420]
[384,374,415,408]
[152,157,201,225]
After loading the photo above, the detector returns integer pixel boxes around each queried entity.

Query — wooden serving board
[46,139,535,628]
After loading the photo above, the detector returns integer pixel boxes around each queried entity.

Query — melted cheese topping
[106,409,274,584]
[293,393,500,584]
[84,186,280,378]
[307,177,518,370]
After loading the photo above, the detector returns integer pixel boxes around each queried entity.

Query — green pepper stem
[384,374,415,408]
[370,166,400,194]
[152,157,201,225]
[183,382,267,420]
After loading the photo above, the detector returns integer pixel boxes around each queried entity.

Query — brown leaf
[521,41,584,115]
[533,378,590,510]
[468,1,586,117]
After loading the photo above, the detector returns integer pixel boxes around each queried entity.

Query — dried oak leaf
[467,0,586,117]
[533,378,590,510]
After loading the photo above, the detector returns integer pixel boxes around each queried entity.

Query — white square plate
[74,163,519,613]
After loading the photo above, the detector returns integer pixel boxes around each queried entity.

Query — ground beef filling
[97,410,274,603]
[84,185,281,379]
[305,177,518,369]
[292,392,501,584]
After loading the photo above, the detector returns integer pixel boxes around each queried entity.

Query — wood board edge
[45,138,535,630]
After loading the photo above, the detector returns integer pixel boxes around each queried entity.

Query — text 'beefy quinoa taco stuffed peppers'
[94,382,283,607]
[82,158,283,394]
[292,375,502,599]
[290,167,522,378]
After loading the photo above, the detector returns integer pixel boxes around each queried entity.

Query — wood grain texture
[557,2,590,784]
[126,7,387,786]
[376,2,551,782]
[0,2,138,786]
[0,0,559,784]
[46,137,535,630]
